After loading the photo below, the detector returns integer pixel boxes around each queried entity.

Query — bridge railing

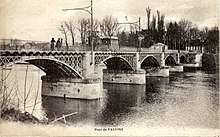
[0,43,202,55]
[0,42,93,52]
[0,43,181,52]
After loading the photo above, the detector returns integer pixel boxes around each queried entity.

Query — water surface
[1,64,219,129]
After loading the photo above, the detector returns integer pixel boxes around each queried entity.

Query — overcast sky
[0,0,219,42]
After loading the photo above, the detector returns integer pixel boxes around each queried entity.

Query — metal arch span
[180,55,187,63]
[164,53,177,63]
[165,55,177,66]
[25,58,83,79]
[140,56,160,69]
[103,56,134,71]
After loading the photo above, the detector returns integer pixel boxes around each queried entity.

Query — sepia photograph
[0,0,219,136]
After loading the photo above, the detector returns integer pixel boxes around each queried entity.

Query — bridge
[0,46,203,99]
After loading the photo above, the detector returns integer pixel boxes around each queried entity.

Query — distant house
[0,39,50,51]
[36,42,50,51]
[95,36,119,51]
[149,43,168,52]
[23,42,50,51]
[23,42,36,50]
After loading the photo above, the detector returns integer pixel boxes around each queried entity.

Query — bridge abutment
[103,69,146,84]
[41,76,103,100]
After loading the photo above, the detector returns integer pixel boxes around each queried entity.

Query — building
[149,43,168,52]
[95,36,119,51]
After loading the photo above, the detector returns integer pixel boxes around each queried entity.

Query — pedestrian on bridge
[50,38,56,51]
[56,38,61,51]
[60,38,63,51]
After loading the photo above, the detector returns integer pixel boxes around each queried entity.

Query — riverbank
[0,108,42,124]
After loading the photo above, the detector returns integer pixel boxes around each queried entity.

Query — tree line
[58,15,119,50]
[59,7,219,53]
[117,7,219,53]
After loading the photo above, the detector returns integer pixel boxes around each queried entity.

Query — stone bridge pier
[93,52,146,85]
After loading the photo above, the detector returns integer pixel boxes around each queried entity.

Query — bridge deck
[0,50,198,55]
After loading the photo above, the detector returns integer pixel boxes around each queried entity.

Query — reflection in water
[95,84,146,126]
[42,71,219,128]
[42,84,146,126]
[137,72,219,129]
[42,96,103,126]
[145,77,169,104]
[42,71,219,129]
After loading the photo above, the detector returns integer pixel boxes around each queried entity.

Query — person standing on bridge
[56,38,61,51]
[50,38,56,51]
[60,38,63,51]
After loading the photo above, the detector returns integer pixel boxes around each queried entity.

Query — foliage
[99,15,119,38]
[0,64,41,122]
[58,7,219,53]
[58,23,69,50]
[118,31,138,47]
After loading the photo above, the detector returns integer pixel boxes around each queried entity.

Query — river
[0,64,219,134]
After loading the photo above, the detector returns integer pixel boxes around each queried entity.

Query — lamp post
[62,0,94,65]
[61,25,68,50]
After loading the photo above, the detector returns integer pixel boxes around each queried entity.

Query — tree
[1,39,7,50]
[156,10,165,43]
[146,7,151,30]
[63,21,76,46]
[117,31,128,47]
[206,26,219,53]
[190,26,200,48]
[100,15,120,46]
[78,18,90,45]
[150,15,157,44]
[0,67,15,112]
[140,29,153,48]
[58,23,69,50]
[178,19,193,50]
[10,39,21,50]
[92,19,100,48]
[128,32,138,47]
[166,21,180,50]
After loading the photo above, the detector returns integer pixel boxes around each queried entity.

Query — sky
[0,0,219,42]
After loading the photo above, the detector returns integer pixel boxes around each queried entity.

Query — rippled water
[43,70,219,129]
[1,64,219,129]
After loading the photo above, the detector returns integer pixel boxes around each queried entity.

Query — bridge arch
[18,57,83,79]
[165,55,177,67]
[103,56,134,71]
[141,56,160,70]
[180,55,187,63]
